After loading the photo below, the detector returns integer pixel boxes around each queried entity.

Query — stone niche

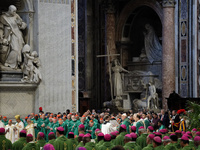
[0,0,72,118]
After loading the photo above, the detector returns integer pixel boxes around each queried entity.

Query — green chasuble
[69,120,78,133]
[154,145,166,150]
[33,119,41,138]
[53,135,68,150]
[181,145,195,150]
[2,120,8,126]
[51,122,59,134]
[40,118,49,136]
[165,143,177,150]
[76,141,84,149]
[122,118,131,133]
[115,131,128,146]
[136,134,148,149]
[54,123,67,136]
[47,139,55,145]
[45,121,54,141]
[67,138,78,150]
[124,141,142,150]
[142,144,153,150]
[12,137,27,150]
[24,122,28,127]
[144,119,150,129]
[97,141,115,150]
[84,141,97,150]
[0,134,12,150]
[136,121,144,134]
[22,142,37,150]
[111,139,117,146]
[172,142,181,150]
[36,139,46,150]
[158,125,165,131]
[87,125,97,139]
[197,145,200,150]
[95,140,104,148]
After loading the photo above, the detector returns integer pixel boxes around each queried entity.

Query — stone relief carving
[143,24,162,63]
[0,5,42,84]
[0,5,27,69]
[21,44,42,83]
[162,0,176,7]
[112,59,129,100]
[147,82,159,109]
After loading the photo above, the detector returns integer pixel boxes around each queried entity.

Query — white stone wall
[34,1,72,113]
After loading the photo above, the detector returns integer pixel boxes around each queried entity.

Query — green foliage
[187,101,200,130]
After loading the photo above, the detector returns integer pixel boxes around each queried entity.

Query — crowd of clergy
[0,108,200,150]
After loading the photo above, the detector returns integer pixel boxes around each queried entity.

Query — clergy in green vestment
[87,120,97,139]
[51,117,59,135]
[22,134,36,150]
[136,126,148,149]
[45,117,54,141]
[142,134,155,150]
[69,115,79,134]
[127,132,142,150]
[75,124,85,142]
[12,130,27,150]
[97,134,114,150]
[95,132,104,147]
[142,113,150,129]
[115,124,128,146]
[158,121,165,131]
[170,135,181,150]
[152,136,166,150]
[123,134,134,150]
[53,127,68,150]
[56,119,67,136]
[33,115,41,139]
[180,136,195,150]
[0,127,12,150]
[67,132,78,150]
[75,134,84,149]
[135,115,145,134]
[47,132,56,145]
[110,131,117,145]
[39,114,48,138]
[36,132,46,150]
[75,116,88,136]
[163,136,177,150]
[121,113,131,133]
[2,116,8,126]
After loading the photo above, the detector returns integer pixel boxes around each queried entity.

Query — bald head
[8,5,17,16]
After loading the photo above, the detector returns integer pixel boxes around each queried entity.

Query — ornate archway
[116,0,163,41]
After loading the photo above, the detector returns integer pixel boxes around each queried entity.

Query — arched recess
[116,0,163,41]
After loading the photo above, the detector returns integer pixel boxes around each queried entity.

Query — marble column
[106,0,117,61]
[162,0,176,110]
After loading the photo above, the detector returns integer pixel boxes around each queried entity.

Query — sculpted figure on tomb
[0,5,27,69]
[147,82,159,109]
[21,44,42,83]
[112,59,129,100]
[143,24,162,63]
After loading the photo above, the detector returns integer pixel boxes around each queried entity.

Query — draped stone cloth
[144,24,162,63]
[0,12,27,68]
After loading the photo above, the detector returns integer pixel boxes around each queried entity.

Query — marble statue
[112,59,129,100]
[0,5,27,69]
[143,24,162,63]
[147,82,159,109]
[21,44,42,83]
